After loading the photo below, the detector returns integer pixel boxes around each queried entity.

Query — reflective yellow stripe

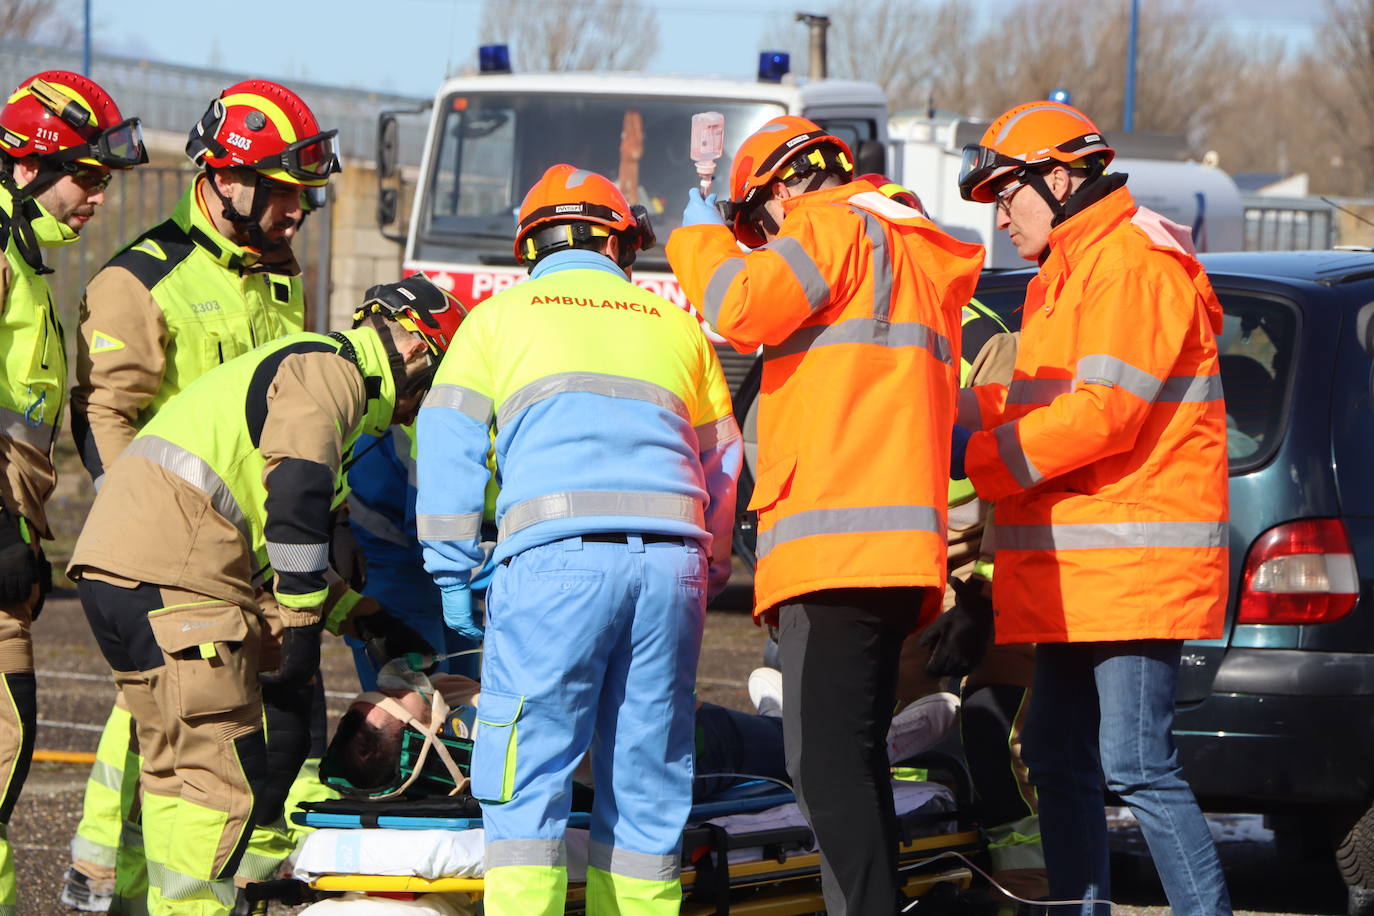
[757,505,941,559]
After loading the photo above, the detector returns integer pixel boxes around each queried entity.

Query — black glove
[917,576,994,678]
[258,623,323,688]
[355,610,436,667]
[29,548,51,621]
[0,510,36,605]
[329,511,367,591]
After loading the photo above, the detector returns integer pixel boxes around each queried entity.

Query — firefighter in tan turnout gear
[63,79,344,913]
[67,276,459,916]
[0,69,145,915]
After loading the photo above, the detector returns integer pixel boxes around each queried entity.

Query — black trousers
[778,587,928,915]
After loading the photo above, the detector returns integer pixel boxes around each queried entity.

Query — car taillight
[1236,518,1360,625]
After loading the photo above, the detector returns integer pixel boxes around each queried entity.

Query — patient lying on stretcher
[321,659,957,804]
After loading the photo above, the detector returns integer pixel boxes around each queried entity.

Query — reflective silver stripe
[124,436,250,545]
[1158,373,1223,403]
[71,834,117,869]
[996,520,1227,552]
[588,840,680,882]
[702,260,745,326]
[394,434,419,489]
[0,407,56,450]
[764,317,952,365]
[234,849,284,882]
[499,490,703,541]
[761,236,830,314]
[851,208,893,322]
[423,384,494,425]
[957,388,982,428]
[265,541,329,574]
[995,422,1042,488]
[1008,378,1072,406]
[345,494,409,548]
[756,505,941,559]
[1075,354,1162,402]
[155,862,236,906]
[485,837,566,869]
[498,372,688,428]
[695,415,741,451]
[416,512,482,542]
[87,759,123,793]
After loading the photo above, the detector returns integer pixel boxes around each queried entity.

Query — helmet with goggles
[187,79,341,216]
[721,115,853,249]
[354,274,467,358]
[0,71,145,195]
[514,163,656,270]
[957,100,1113,204]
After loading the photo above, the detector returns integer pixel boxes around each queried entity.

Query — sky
[91,0,1331,101]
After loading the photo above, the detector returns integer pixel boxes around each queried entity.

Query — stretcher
[266,759,987,914]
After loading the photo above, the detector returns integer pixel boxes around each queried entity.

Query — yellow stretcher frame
[307,828,983,912]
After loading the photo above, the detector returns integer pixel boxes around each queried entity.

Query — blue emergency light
[479,44,512,74]
[758,51,790,83]
[1049,87,1072,105]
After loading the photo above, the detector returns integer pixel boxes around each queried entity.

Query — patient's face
[356,687,432,731]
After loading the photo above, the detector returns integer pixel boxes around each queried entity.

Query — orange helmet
[514,164,655,268]
[958,100,1113,203]
[724,115,853,248]
[0,71,144,171]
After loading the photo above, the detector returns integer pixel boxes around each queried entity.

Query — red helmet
[514,163,655,267]
[0,70,145,169]
[354,274,468,358]
[958,100,1113,203]
[186,80,340,194]
[724,115,853,248]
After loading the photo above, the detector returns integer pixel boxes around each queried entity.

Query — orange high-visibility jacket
[668,181,985,620]
[962,186,1229,644]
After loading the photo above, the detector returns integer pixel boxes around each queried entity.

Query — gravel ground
[9,593,1350,915]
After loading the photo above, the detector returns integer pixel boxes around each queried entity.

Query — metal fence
[43,166,334,373]
[0,39,427,164]
[1243,198,1339,251]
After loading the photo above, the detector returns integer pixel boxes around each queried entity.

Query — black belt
[581,533,687,545]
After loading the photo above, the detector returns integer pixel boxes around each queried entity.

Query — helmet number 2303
[225,132,252,151]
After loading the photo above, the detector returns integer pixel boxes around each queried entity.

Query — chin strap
[0,171,52,275]
[204,167,288,253]
[1027,165,1125,262]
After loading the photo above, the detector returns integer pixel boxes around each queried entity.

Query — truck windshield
[415,93,786,267]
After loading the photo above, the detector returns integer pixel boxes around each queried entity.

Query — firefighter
[416,163,740,915]
[667,117,984,914]
[953,100,1231,913]
[0,69,144,914]
[63,79,344,912]
[67,276,455,916]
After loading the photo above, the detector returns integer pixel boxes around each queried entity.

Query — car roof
[1199,249,1374,287]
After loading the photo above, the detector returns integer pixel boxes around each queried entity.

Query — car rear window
[1215,293,1298,471]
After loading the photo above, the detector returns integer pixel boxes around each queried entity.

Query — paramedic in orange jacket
[952,100,1231,914]
[667,116,984,915]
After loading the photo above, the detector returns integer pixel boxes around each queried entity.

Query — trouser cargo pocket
[471,690,524,803]
[146,597,259,721]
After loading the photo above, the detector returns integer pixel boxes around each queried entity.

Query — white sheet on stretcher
[293,780,952,882]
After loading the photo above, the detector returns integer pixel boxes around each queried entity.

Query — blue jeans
[1022,640,1231,915]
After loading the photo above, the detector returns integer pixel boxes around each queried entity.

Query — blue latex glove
[441,586,483,641]
[950,424,973,481]
[682,189,726,228]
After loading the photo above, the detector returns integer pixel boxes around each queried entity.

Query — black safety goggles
[245,130,342,184]
[957,144,1028,201]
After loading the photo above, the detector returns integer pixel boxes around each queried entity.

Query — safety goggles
[247,130,342,185]
[89,119,148,168]
[64,164,112,192]
[957,144,1028,202]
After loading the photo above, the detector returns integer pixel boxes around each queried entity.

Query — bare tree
[0,0,78,45]
[479,0,660,72]
[1294,0,1374,194]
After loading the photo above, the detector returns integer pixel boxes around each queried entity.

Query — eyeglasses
[65,165,112,192]
[994,180,1027,215]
